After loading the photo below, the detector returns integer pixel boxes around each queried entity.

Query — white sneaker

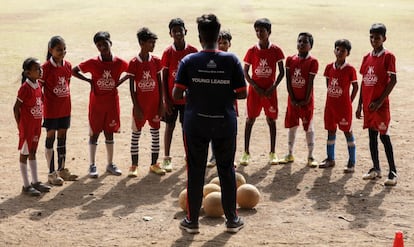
[48,171,64,186]
[384,171,397,186]
[362,168,381,180]
[89,164,99,178]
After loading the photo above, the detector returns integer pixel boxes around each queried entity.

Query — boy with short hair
[319,39,358,172]
[278,32,319,167]
[127,27,164,177]
[240,18,285,166]
[356,23,398,186]
[161,18,198,172]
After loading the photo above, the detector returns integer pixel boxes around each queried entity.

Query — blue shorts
[43,116,71,131]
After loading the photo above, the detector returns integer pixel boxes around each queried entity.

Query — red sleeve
[161,47,170,68]
[310,58,318,75]
[323,63,330,78]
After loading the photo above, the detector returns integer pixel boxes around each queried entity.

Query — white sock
[45,148,53,173]
[288,126,298,155]
[105,140,114,165]
[89,142,97,166]
[20,162,30,187]
[29,159,39,183]
[306,131,315,158]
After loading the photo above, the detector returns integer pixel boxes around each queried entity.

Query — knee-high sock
[368,129,380,170]
[29,159,38,183]
[327,135,336,161]
[306,131,315,158]
[20,161,30,187]
[57,137,66,170]
[105,139,114,165]
[131,131,141,166]
[288,126,298,155]
[89,141,98,166]
[380,134,396,173]
[150,128,160,165]
[45,137,54,173]
[347,135,356,165]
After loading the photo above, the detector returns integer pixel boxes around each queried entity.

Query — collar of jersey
[25,79,39,89]
[50,57,65,67]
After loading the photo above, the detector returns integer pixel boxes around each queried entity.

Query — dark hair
[168,18,185,31]
[254,18,271,34]
[137,27,158,43]
[196,14,221,44]
[298,32,314,48]
[219,30,232,42]
[21,57,40,84]
[370,23,386,36]
[46,36,65,60]
[334,39,352,54]
[93,31,112,45]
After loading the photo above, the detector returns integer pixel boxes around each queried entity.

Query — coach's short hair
[196,14,221,44]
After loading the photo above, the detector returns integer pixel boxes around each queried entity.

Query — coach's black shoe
[226,216,244,233]
[179,218,199,234]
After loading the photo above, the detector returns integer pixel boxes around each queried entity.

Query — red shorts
[18,125,41,153]
[363,105,390,134]
[89,101,120,134]
[132,106,161,130]
[324,106,352,132]
[284,102,313,131]
[246,87,278,119]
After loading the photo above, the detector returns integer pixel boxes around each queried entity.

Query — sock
[105,139,114,165]
[20,161,30,187]
[288,126,298,155]
[346,135,356,165]
[368,129,380,171]
[57,137,66,171]
[306,130,315,158]
[131,131,141,166]
[380,134,396,174]
[45,137,55,173]
[29,159,38,183]
[327,134,336,161]
[89,141,98,166]
[150,128,160,165]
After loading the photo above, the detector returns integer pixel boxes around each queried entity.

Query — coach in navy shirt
[173,13,247,234]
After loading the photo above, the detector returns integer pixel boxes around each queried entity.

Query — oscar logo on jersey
[363,66,378,86]
[327,78,343,98]
[255,59,272,78]
[97,70,116,90]
[53,76,70,97]
[30,97,43,119]
[291,68,306,88]
[138,70,156,92]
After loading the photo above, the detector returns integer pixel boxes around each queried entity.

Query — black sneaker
[22,185,41,196]
[226,216,244,233]
[179,218,199,234]
[31,182,51,193]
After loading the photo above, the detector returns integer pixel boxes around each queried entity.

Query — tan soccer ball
[237,184,260,209]
[203,191,224,217]
[178,189,187,212]
[209,177,220,186]
[203,183,221,197]
[235,172,247,188]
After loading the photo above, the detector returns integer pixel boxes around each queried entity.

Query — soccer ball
[178,188,187,211]
[237,184,260,209]
[203,191,224,217]
[235,172,246,188]
[203,183,221,197]
[209,176,220,186]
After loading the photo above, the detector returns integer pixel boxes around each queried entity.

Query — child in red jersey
[13,58,51,196]
[319,39,358,172]
[72,32,129,178]
[356,23,398,186]
[127,27,164,177]
[40,36,78,186]
[278,32,319,167]
[161,18,198,172]
[240,18,285,166]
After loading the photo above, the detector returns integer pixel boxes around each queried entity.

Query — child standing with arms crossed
[161,18,198,172]
[319,39,358,172]
[14,58,51,196]
[278,32,319,167]
[356,23,398,186]
[41,36,78,186]
[72,31,128,178]
[240,18,285,166]
[127,27,164,177]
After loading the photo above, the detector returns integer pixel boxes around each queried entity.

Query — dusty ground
[1,0,413,246]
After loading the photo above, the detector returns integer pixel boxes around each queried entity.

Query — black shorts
[43,116,71,131]
[162,104,185,124]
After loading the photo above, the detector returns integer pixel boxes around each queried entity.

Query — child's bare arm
[13,99,22,126]
[265,60,284,96]
[244,64,265,96]
[369,73,397,111]
[72,66,92,84]
[350,81,358,102]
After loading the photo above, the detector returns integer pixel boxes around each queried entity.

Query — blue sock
[327,135,336,160]
[347,135,356,165]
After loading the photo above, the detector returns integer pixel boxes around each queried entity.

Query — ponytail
[21,57,40,84]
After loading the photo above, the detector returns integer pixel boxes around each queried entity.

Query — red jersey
[128,54,162,128]
[244,43,285,88]
[286,54,319,105]
[323,62,358,131]
[161,43,198,105]
[40,58,72,118]
[17,79,43,150]
[359,49,396,133]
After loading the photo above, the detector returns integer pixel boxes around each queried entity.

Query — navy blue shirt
[175,50,245,138]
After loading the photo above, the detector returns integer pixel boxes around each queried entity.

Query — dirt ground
[1,1,414,246]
